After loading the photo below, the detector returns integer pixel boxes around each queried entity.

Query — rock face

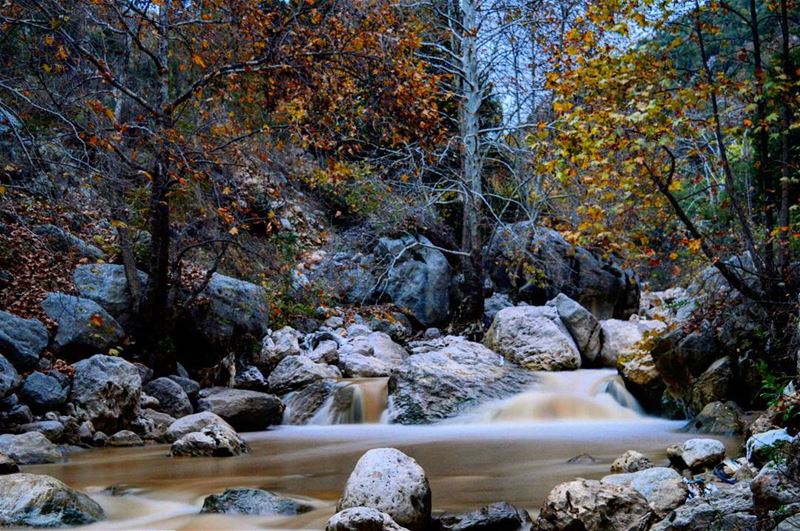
[70,354,141,433]
[435,502,533,531]
[338,448,431,531]
[326,507,409,531]
[73,264,148,324]
[41,293,124,353]
[0,311,48,370]
[0,473,104,527]
[387,336,535,424]
[196,387,283,432]
[0,432,63,464]
[201,488,312,515]
[170,423,248,457]
[373,235,451,327]
[143,377,192,418]
[164,411,234,442]
[599,318,666,367]
[535,478,652,531]
[667,438,726,471]
[687,358,733,414]
[601,467,688,517]
[547,294,602,363]
[267,355,341,394]
[0,354,20,398]
[198,273,270,344]
[484,223,639,319]
[483,306,581,371]
[20,371,70,411]
[610,450,653,473]
[651,482,755,531]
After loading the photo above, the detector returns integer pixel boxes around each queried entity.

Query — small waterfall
[308,378,389,425]
[455,369,645,423]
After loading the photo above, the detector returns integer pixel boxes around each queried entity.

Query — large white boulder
[602,467,688,517]
[599,317,666,367]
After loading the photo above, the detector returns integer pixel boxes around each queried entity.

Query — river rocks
[233,366,270,392]
[364,332,408,369]
[687,400,743,435]
[70,354,142,433]
[0,454,19,475]
[73,264,148,324]
[34,224,104,260]
[282,380,336,424]
[42,293,124,353]
[535,478,652,531]
[338,448,431,531]
[201,488,312,515]
[687,358,733,414]
[617,352,665,413]
[164,411,234,442]
[483,293,514,325]
[435,502,533,531]
[170,422,248,457]
[667,438,726,471]
[20,420,65,442]
[373,235,451,327]
[258,326,302,371]
[20,371,70,411]
[0,432,63,464]
[0,473,105,527]
[339,351,391,378]
[267,355,341,394]
[0,311,48,370]
[107,430,143,447]
[547,294,602,364]
[610,450,653,473]
[601,467,688,517]
[327,507,409,531]
[196,387,283,432]
[143,377,192,418]
[136,409,176,441]
[746,428,796,467]
[751,461,800,510]
[387,336,535,424]
[309,340,340,365]
[0,355,20,398]
[651,482,755,531]
[198,273,270,345]
[483,306,581,371]
[599,317,666,367]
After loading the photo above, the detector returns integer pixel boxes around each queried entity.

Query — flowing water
[24,369,739,530]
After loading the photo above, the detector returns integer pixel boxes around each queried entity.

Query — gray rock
[364,332,408,369]
[136,409,175,441]
[483,306,581,371]
[746,428,796,467]
[667,438,726,471]
[107,430,143,447]
[547,294,602,363]
[70,354,142,433]
[436,502,533,531]
[20,420,65,442]
[617,352,665,413]
[0,432,64,464]
[196,387,283,432]
[601,467,688,518]
[267,355,341,395]
[0,473,104,526]
[72,264,148,324]
[233,366,270,392]
[165,411,235,442]
[34,224,104,260]
[143,377,192,418]
[92,431,108,446]
[282,380,336,425]
[423,328,441,339]
[610,450,653,473]
[166,376,200,400]
[0,453,19,475]
[309,340,340,365]
[483,293,514,325]
[751,461,800,510]
[324,316,345,329]
[0,311,48,370]
[169,423,247,457]
[200,488,312,515]
[651,482,755,530]
[339,351,391,378]
[327,507,409,531]
[41,293,124,353]
[259,326,303,372]
[20,371,70,411]
[688,358,733,414]
[388,336,536,424]
[686,400,744,435]
[338,448,431,531]
[199,273,270,344]
[599,318,666,367]
[347,324,372,337]
[0,355,20,398]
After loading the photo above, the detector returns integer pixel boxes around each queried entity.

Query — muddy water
[24,371,740,530]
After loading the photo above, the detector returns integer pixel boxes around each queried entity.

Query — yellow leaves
[228,226,239,236]
[553,101,573,113]
[0,185,6,196]
[43,35,54,46]
[55,45,68,61]
[687,239,702,253]
[191,54,206,68]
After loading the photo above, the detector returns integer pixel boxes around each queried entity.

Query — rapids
[24,370,738,530]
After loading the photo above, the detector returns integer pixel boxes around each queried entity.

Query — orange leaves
[89,314,105,328]
[191,54,206,68]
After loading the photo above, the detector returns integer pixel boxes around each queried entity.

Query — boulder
[282,380,337,425]
[0,473,104,527]
[267,355,342,394]
[70,354,142,432]
[233,366,270,392]
[20,371,70,411]
[369,313,413,341]
[484,223,640,319]
[200,488,312,515]
[337,448,431,531]
[601,467,688,517]
[387,336,536,424]
[308,340,340,365]
[667,438,726,471]
[610,450,653,473]
[169,423,248,457]
[746,428,796,468]
[599,318,666,367]
[198,273,270,345]
[327,507,409,531]
[0,311,48,370]
[373,235,451,326]
[535,478,652,531]
[107,430,143,447]
[41,293,124,353]
[33,224,104,260]
[651,482,755,530]
[650,324,721,407]
[435,502,533,531]
[0,355,20,398]
[617,352,665,413]
[196,387,283,432]
[686,400,743,435]
[483,293,514,325]
[20,420,65,442]
[166,375,200,400]
[136,409,176,441]
[750,461,800,510]
[687,358,733,414]
[164,411,234,442]
[483,306,581,371]
[258,326,302,371]
[365,332,408,369]
[0,454,19,475]
[143,377,192,418]
[72,264,148,324]
[547,293,602,363]
[0,432,63,464]
[339,351,391,378]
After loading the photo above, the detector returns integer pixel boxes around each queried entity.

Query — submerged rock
[435,502,533,531]
[338,448,431,531]
[610,450,653,473]
[0,473,104,527]
[196,387,283,432]
[170,423,247,457]
[201,488,312,515]
[327,506,409,531]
